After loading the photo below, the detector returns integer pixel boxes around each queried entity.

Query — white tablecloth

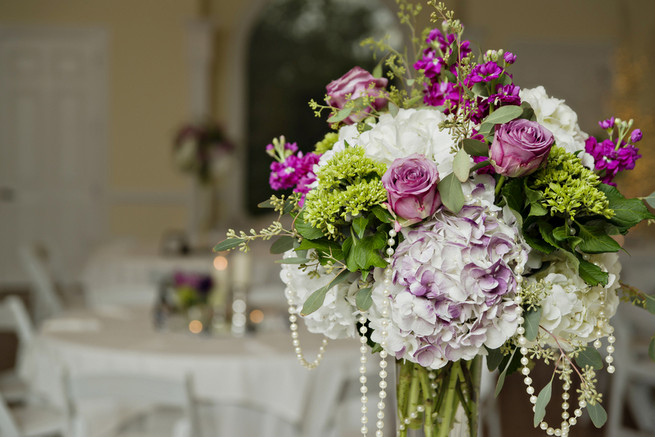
[22,306,365,437]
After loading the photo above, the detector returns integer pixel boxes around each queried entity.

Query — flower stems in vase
[397,356,482,437]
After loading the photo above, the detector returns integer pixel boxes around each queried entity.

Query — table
[21,306,368,437]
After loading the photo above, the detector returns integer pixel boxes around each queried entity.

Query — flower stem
[494,175,505,196]
[419,366,434,437]
[467,357,482,437]
[437,363,460,437]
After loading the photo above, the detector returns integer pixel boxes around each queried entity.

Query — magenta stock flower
[325,67,388,125]
[465,61,503,86]
[631,129,643,143]
[503,52,516,65]
[599,117,615,129]
[382,154,441,223]
[584,137,641,184]
[490,119,554,177]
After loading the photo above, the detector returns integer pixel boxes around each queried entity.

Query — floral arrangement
[215,2,655,436]
[173,119,234,184]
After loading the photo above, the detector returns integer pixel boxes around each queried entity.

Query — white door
[0,28,108,286]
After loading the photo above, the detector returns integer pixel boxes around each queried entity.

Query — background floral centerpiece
[215,1,655,436]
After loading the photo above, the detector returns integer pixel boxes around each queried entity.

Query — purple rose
[489,119,554,177]
[382,154,441,223]
[325,67,388,125]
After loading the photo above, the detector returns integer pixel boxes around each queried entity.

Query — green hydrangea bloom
[303,146,387,238]
[314,132,339,154]
[529,146,613,220]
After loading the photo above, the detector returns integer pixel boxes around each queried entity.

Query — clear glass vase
[395,357,481,437]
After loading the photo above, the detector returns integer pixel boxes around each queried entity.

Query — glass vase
[396,356,482,437]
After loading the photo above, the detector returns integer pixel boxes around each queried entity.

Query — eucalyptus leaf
[523,307,542,342]
[213,238,244,252]
[520,101,535,121]
[257,199,274,209]
[533,381,553,427]
[481,105,523,126]
[453,148,471,182]
[327,107,353,124]
[270,236,295,254]
[301,270,352,315]
[485,347,505,371]
[587,402,608,428]
[438,173,465,214]
[495,348,517,397]
[356,287,373,311]
[462,139,489,157]
[644,191,655,208]
[649,337,655,362]
[372,62,383,79]
[275,257,311,264]
[471,82,490,97]
[388,102,399,117]
[644,294,655,314]
[576,346,604,370]
[470,160,491,173]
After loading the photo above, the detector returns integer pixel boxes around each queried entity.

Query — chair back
[65,372,201,437]
[18,244,63,322]
[0,393,20,437]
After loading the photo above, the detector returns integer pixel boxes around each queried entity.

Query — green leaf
[275,257,310,264]
[342,237,358,272]
[353,215,369,239]
[213,238,244,252]
[388,101,399,117]
[257,199,274,209]
[523,232,556,254]
[438,173,465,213]
[356,287,373,311]
[576,346,604,370]
[587,402,608,428]
[270,236,295,254]
[529,202,548,217]
[598,184,655,232]
[462,139,489,157]
[495,348,517,397]
[644,294,655,314]
[470,160,491,173]
[295,217,325,240]
[485,347,505,371]
[477,123,493,138]
[502,179,525,214]
[327,107,353,124]
[482,105,523,126]
[578,258,609,287]
[372,62,383,79]
[538,222,559,250]
[552,226,568,241]
[301,270,352,315]
[498,74,513,86]
[576,221,622,254]
[296,237,339,253]
[643,191,655,208]
[371,205,393,223]
[520,101,535,121]
[533,381,553,427]
[453,148,471,182]
[649,337,655,362]
[353,234,387,270]
[471,82,490,98]
[524,307,542,341]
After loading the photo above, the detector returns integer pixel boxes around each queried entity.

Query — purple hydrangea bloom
[369,176,528,368]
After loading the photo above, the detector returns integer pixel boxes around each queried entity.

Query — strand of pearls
[592,287,616,374]
[286,274,328,370]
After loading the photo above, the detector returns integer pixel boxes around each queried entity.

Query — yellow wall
[0,0,200,243]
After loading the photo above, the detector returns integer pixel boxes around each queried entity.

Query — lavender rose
[326,66,388,125]
[382,154,441,222]
[490,119,554,177]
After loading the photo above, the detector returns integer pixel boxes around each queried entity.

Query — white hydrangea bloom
[525,251,621,348]
[280,250,358,339]
[316,108,457,176]
[519,86,594,168]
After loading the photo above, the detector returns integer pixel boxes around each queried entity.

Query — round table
[22,306,366,437]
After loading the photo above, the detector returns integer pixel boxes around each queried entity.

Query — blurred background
[0,0,654,436]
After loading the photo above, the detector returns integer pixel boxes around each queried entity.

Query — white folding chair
[64,373,202,437]
[0,296,35,403]
[18,244,63,324]
[607,303,655,437]
[0,392,66,437]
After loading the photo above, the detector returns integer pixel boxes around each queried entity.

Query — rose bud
[382,154,441,223]
[325,66,388,125]
[490,119,554,177]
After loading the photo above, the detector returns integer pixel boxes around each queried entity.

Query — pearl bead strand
[286,274,328,369]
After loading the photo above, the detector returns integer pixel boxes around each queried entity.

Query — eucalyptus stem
[467,357,482,437]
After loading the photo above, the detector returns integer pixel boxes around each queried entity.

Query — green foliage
[301,269,353,316]
[587,401,608,428]
[523,307,542,341]
[533,380,552,427]
[438,172,465,213]
[575,346,604,370]
[314,132,339,154]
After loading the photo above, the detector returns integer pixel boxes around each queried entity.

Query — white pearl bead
[562,412,569,420]
[524,377,532,385]
[377,402,385,410]
[574,409,582,417]
[385,248,394,256]
[521,367,530,375]
[527,386,535,395]
[361,416,368,424]
[593,339,602,349]
[520,347,529,355]
[540,422,548,430]
[518,336,527,346]
[388,230,397,237]
[555,429,562,436]
[376,420,384,429]
[608,335,616,344]
[606,345,615,354]
[578,400,586,408]
[360,376,367,384]
[361,425,368,434]
[517,316,525,324]
[379,370,387,378]
[530,395,538,404]
[547,427,554,435]
[387,238,395,246]
[607,365,615,374]
[416,405,425,412]
[361,405,368,414]
[606,356,614,364]
[379,390,387,399]
[360,386,368,394]
[562,402,569,410]
[377,410,385,419]
[379,381,387,389]
[517,327,525,335]
[568,417,577,425]
[410,412,418,419]
[376,430,383,437]
[361,396,368,403]
[521,357,529,366]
